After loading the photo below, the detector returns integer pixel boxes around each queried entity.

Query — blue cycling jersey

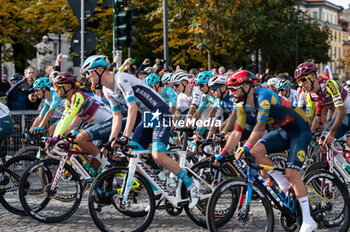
[39,89,65,116]
[162,87,177,107]
[213,92,236,114]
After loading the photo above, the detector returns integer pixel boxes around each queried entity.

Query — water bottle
[83,161,96,176]
[267,180,285,199]
[284,185,295,210]
[344,163,350,174]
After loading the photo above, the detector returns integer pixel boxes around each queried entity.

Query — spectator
[0,74,11,93]
[9,73,23,86]
[23,66,37,89]
[189,68,199,77]
[218,66,226,74]
[44,53,64,77]
[212,68,218,75]
[26,88,41,110]
[0,92,7,106]
[6,78,40,110]
[153,58,165,70]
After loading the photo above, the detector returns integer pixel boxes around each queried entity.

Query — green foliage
[1,0,331,74]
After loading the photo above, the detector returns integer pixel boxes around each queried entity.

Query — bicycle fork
[49,155,69,194]
[121,157,137,204]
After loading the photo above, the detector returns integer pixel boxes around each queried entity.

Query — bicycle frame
[120,149,214,208]
[48,143,93,193]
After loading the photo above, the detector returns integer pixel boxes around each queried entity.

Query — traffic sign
[68,0,99,26]
[71,30,96,55]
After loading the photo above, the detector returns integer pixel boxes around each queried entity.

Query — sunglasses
[228,84,244,91]
[173,83,180,88]
[297,74,313,84]
[198,83,206,88]
[54,84,69,91]
[278,89,285,92]
[210,86,218,92]
[86,68,97,76]
[34,88,41,92]
[0,97,6,101]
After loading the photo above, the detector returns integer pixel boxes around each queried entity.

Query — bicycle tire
[303,169,350,231]
[183,157,238,228]
[88,167,155,232]
[13,145,41,159]
[0,155,38,215]
[19,158,83,223]
[206,177,274,232]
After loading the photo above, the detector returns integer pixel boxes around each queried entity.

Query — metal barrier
[4,110,39,157]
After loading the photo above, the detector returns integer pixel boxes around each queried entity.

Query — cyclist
[207,73,236,138]
[81,55,200,208]
[275,79,299,107]
[171,71,202,127]
[46,72,113,170]
[30,77,65,136]
[145,73,177,114]
[295,62,350,148]
[266,77,280,93]
[227,69,316,232]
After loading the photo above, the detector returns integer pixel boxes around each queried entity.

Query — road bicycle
[206,154,350,231]
[87,129,237,232]
[18,136,125,223]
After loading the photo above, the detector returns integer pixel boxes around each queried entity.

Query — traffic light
[113,1,139,48]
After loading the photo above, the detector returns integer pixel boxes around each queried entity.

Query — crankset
[164,199,183,216]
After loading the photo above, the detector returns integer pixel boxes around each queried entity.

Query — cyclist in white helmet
[266,77,280,93]
[276,79,299,108]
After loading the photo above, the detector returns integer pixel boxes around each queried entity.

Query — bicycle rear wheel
[88,167,155,232]
[184,158,238,228]
[303,169,350,231]
[206,177,274,232]
[0,155,38,215]
[19,158,83,223]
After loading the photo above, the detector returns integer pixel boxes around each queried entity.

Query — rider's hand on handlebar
[112,135,130,148]
[44,136,61,150]
[235,144,251,160]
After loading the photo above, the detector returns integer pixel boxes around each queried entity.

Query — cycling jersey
[54,90,112,137]
[237,87,312,171]
[107,72,169,113]
[175,86,202,113]
[213,92,236,115]
[308,77,350,113]
[39,89,65,117]
[162,87,177,108]
[0,103,13,140]
[280,88,299,107]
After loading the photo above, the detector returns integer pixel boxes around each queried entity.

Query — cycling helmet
[170,72,189,83]
[33,77,52,89]
[208,74,227,87]
[294,62,318,79]
[275,79,291,90]
[81,55,110,73]
[144,67,154,74]
[145,74,160,86]
[267,77,280,86]
[161,73,173,85]
[10,73,22,81]
[49,71,60,80]
[226,70,257,86]
[195,71,212,84]
[54,72,77,86]
[346,80,350,86]
[189,77,197,87]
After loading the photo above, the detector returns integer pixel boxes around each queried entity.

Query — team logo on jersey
[260,100,270,110]
[326,80,339,96]
[296,150,305,162]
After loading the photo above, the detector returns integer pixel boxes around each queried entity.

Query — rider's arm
[206,107,218,139]
[325,80,346,137]
[123,101,138,138]
[53,93,84,137]
[109,110,124,141]
[63,115,82,137]
[221,112,237,134]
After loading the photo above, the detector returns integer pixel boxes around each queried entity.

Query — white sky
[329,0,349,9]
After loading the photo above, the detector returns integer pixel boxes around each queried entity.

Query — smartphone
[62,54,68,59]
[130,59,135,64]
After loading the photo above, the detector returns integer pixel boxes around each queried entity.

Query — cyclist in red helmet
[226,69,316,232]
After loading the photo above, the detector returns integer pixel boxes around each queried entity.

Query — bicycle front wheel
[303,169,350,231]
[88,167,155,232]
[0,155,38,215]
[206,177,274,232]
[19,158,83,223]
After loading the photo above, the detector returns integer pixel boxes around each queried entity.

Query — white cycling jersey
[0,103,10,119]
[103,72,169,113]
[175,86,202,113]
[279,88,299,107]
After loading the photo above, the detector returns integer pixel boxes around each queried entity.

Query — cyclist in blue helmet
[30,77,65,135]
[145,73,177,114]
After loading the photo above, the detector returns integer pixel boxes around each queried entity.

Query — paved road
[0,192,341,232]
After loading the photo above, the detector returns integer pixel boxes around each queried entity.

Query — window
[334,46,336,58]
[339,47,341,58]
[330,46,332,56]
[339,32,341,43]
[313,12,318,19]
[344,49,346,56]
[334,31,337,41]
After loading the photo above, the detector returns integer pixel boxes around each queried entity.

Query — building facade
[301,0,350,80]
